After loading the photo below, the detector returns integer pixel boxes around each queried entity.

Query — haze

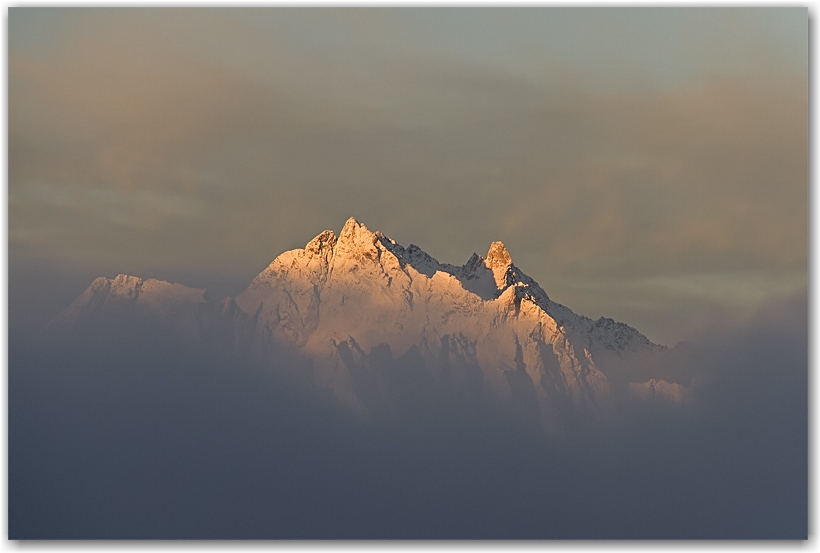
[8,8,807,345]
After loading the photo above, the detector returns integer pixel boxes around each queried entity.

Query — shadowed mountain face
[18,218,806,539]
[44,217,680,431]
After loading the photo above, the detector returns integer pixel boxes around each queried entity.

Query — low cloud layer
[8,288,807,538]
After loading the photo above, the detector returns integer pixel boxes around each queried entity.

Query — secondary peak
[305,229,337,255]
[486,241,512,268]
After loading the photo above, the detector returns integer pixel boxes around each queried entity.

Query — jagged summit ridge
[228,218,665,420]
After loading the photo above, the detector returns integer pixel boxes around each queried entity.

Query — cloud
[8,286,807,538]
[8,9,806,343]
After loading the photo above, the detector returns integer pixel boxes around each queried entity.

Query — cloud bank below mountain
[9,272,806,538]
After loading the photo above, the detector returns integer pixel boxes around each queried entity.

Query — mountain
[43,274,211,343]
[45,217,682,428]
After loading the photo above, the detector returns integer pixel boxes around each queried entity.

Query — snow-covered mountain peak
[74,274,207,309]
[43,274,209,343]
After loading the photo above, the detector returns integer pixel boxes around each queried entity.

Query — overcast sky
[9,8,807,344]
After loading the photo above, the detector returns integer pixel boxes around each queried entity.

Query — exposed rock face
[46,217,676,429]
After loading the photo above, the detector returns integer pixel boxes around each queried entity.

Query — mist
[8,289,806,539]
[9,8,807,345]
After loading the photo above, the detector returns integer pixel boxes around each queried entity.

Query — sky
[8,7,808,345]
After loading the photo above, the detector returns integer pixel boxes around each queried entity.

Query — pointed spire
[486,241,512,268]
[485,241,514,290]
